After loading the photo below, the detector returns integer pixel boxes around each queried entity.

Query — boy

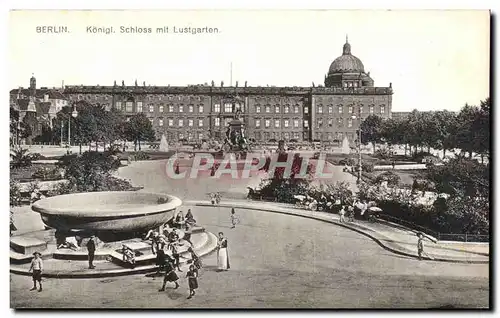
[29,251,43,292]
[230,208,240,229]
[339,206,346,223]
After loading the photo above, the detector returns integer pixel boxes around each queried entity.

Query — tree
[360,115,384,153]
[405,110,426,155]
[454,103,480,158]
[381,117,412,156]
[426,158,489,198]
[10,148,37,169]
[56,151,129,192]
[430,110,458,158]
[474,98,490,162]
[33,123,56,144]
[128,113,156,151]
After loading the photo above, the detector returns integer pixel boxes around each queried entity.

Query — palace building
[12,39,393,144]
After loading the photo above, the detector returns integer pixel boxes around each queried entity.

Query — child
[417,233,424,260]
[186,265,199,299]
[339,206,346,223]
[28,252,43,292]
[230,208,240,229]
[122,245,136,268]
[159,256,180,291]
[187,246,203,269]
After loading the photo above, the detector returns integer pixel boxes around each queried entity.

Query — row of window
[316,105,385,114]
[148,117,241,128]
[317,118,358,128]
[253,131,353,141]
[165,132,206,141]
[75,94,208,102]
[115,102,245,114]
[253,117,361,129]
[147,118,205,127]
[343,82,360,88]
[255,119,306,129]
[146,116,363,129]
[254,131,302,141]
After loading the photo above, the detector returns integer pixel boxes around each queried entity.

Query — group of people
[209,192,221,205]
[141,209,205,299]
[338,199,379,223]
[26,205,236,299]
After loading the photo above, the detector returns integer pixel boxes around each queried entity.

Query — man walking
[417,233,424,260]
[28,252,43,292]
[87,235,96,269]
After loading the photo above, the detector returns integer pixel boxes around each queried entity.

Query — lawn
[10,164,60,182]
[326,153,418,166]
[369,169,425,187]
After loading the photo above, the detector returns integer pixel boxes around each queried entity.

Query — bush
[412,151,433,163]
[339,158,356,166]
[362,162,374,172]
[374,147,393,160]
[374,171,401,186]
[412,178,435,193]
[30,153,42,161]
[32,166,62,181]
[10,181,22,207]
[56,151,129,193]
[130,151,151,161]
[10,148,36,169]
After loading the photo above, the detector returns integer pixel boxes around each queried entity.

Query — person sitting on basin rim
[173,211,185,229]
[159,255,180,291]
[185,209,196,226]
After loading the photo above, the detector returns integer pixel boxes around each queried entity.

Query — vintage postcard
[9,9,490,309]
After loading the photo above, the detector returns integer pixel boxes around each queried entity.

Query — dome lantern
[327,37,365,75]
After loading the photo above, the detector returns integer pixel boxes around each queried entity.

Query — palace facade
[12,39,393,144]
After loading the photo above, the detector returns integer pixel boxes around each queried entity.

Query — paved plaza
[10,158,490,308]
[10,206,489,308]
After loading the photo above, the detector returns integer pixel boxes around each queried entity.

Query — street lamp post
[351,114,362,184]
[67,107,79,151]
[16,121,21,146]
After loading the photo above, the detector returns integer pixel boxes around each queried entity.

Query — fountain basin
[31,191,182,232]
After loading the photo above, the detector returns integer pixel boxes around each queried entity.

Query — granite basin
[31,191,182,232]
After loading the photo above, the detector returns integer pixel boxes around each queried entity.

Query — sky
[8,10,490,112]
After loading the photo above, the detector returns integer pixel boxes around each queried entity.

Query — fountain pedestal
[10,236,47,255]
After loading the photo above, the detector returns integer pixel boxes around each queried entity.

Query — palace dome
[328,39,365,74]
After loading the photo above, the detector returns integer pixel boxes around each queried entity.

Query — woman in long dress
[216,232,230,271]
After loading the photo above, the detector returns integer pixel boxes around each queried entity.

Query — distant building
[14,38,394,143]
[10,75,69,142]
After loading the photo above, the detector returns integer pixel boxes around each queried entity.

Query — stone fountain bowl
[31,191,182,233]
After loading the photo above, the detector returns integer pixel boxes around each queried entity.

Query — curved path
[10,159,489,308]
